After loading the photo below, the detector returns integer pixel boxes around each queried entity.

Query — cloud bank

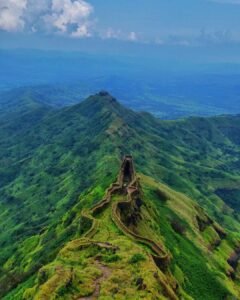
[0,0,93,37]
[0,0,139,41]
[0,0,27,32]
[0,0,238,46]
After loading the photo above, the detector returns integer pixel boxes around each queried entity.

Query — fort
[80,155,170,272]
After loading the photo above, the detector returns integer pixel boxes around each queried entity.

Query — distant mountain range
[0,91,239,299]
[1,49,240,119]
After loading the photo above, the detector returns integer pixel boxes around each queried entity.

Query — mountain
[0,91,239,299]
[2,50,240,119]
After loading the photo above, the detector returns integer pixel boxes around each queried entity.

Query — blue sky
[1,0,240,55]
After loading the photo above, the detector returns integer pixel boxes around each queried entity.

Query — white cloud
[0,1,140,42]
[0,0,27,32]
[100,28,139,42]
[0,0,93,37]
[47,0,93,36]
[100,28,121,39]
[128,31,137,41]
[71,23,91,37]
[151,28,239,47]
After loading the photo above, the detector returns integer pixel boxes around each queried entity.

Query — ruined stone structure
[80,155,171,273]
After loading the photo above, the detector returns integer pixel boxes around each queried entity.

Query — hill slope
[0,92,239,299]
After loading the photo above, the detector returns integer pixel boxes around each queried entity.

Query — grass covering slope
[0,91,239,298]
[4,172,240,299]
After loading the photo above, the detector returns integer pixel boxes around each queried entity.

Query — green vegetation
[129,253,146,264]
[0,91,239,299]
[140,175,239,299]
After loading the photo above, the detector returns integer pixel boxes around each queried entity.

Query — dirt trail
[78,262,111,300]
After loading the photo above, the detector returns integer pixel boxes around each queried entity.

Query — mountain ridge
[0,91,239,299]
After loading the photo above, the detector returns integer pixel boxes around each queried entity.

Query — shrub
[101,254,120,263]
[57,284,69,297]
[79,216,92,235]
[171,219,186,235]
[155,189,168,202]
[63,211,76,227]
[37,269,48,285]
[129,253,146,264]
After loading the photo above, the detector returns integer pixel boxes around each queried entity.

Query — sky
[1,0,240,60]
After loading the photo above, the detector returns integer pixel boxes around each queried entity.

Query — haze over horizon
[1,0,240,62]
[1,1,240,119]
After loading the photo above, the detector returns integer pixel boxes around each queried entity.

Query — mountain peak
[98,90,111,97]
[95,90,118,105]
[85,90,118,104]
[73,91,129,119]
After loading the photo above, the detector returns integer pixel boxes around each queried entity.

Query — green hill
[0,91,239,299]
